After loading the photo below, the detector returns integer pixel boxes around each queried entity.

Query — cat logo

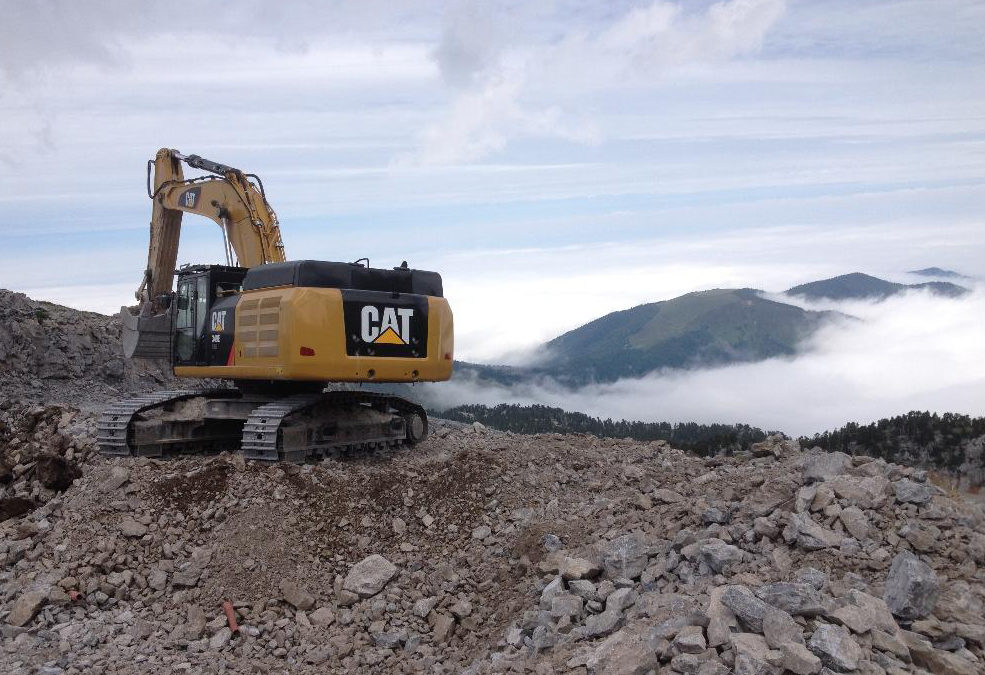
[181,187,200,209]
[361,305,414,345]
[211,310,227,332]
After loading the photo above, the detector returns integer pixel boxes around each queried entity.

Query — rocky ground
[1,399,984,675]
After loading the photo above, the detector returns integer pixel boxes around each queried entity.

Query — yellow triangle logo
[375,327,406,345]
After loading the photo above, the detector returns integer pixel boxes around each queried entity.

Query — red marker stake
[223,600,239,634]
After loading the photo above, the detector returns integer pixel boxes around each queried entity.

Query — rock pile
[0,290,171,405]
[0,415,983,674]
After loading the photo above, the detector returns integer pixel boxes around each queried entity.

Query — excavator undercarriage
[98,388,428,462]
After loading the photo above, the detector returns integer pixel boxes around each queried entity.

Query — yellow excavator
[98,149,454,461]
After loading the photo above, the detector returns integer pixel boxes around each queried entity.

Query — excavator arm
[138,148,287,304]
[125,148,287,359]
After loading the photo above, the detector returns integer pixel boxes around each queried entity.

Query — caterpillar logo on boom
[361,305,414,345]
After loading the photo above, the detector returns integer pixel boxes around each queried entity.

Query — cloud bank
[424,285,985,437]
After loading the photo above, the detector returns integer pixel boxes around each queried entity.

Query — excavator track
[97,388,241,457]
[99,389,428,462]
[241,391,428,462]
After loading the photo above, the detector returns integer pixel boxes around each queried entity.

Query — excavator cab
[173,265,246,367]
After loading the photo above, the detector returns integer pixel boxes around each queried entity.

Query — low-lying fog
[426,285,985,437]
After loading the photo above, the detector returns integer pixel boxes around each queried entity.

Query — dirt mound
[0,415,983,674]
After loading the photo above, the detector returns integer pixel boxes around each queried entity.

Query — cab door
[174,274,210,366]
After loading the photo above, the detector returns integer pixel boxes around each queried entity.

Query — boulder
[672,625,707,654]
[699,538,743,574]
[280,580,316,610]
[763,607,804,648]
[781,642,822,675]
[560,556,602,580]
[838,506,869,540]
[786,513,842,550]
[894,478,934,504]
[6,591,46,627]
[342,554,398,598]
[903,630,978,675]
[884,551,939,620]
[721,585,773,633]
[119,518,148,538]
[586,627,659,675]
[755,582,824,617]
[803,452,851,483]
[809,624,861,672]
[600,534,648,580]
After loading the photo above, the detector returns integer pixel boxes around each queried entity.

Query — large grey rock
[119,518,147,538]
[309,607,336,626]
[786,513,842,550]
[582,609,623,638]
[148,569,168,591]
[100,467,130,491]
[186,605,207,639]
[781,642,822,675]
[899,519,940,553]
[721,585,773,633]
[560,556,602,580]
[884,551,938,620]
[828,475,890,509]
[209,627,232,650]
[838,589,898,634]
[706,586,739,648]
[550,593,583,618]
[651,488,684,503]
[280,580,315,610]
[763,607,804,648]
[586,627,659,675]
[412,597,438,618]
[601,534,648,580]
[730,633,774,673]
[172,569,201,588]
[809,624,861,672]
[343,554,397,598]
[803,452,851,482]
[796,567,828,590]
[539,575,565,609]
[605,587,637,614]
[904,630,978,675]
[699,538,743,573]
[838,506,869,540]
[6,591,45,627]
[894,478,934,504]
[756,582,824,617]
[672,625,707,654]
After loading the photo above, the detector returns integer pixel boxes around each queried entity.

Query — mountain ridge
[786,272,968,301]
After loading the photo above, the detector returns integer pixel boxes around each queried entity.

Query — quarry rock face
[1,407,983,675]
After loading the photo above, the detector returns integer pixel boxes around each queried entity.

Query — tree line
[802,410,985,472]
[436,403,770,455]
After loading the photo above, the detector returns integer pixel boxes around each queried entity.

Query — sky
[2,0,985,432]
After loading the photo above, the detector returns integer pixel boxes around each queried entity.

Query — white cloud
[424,286,985,436]
[412,0,788,164]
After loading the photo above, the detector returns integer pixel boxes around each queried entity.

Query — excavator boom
[126,148,287,358]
